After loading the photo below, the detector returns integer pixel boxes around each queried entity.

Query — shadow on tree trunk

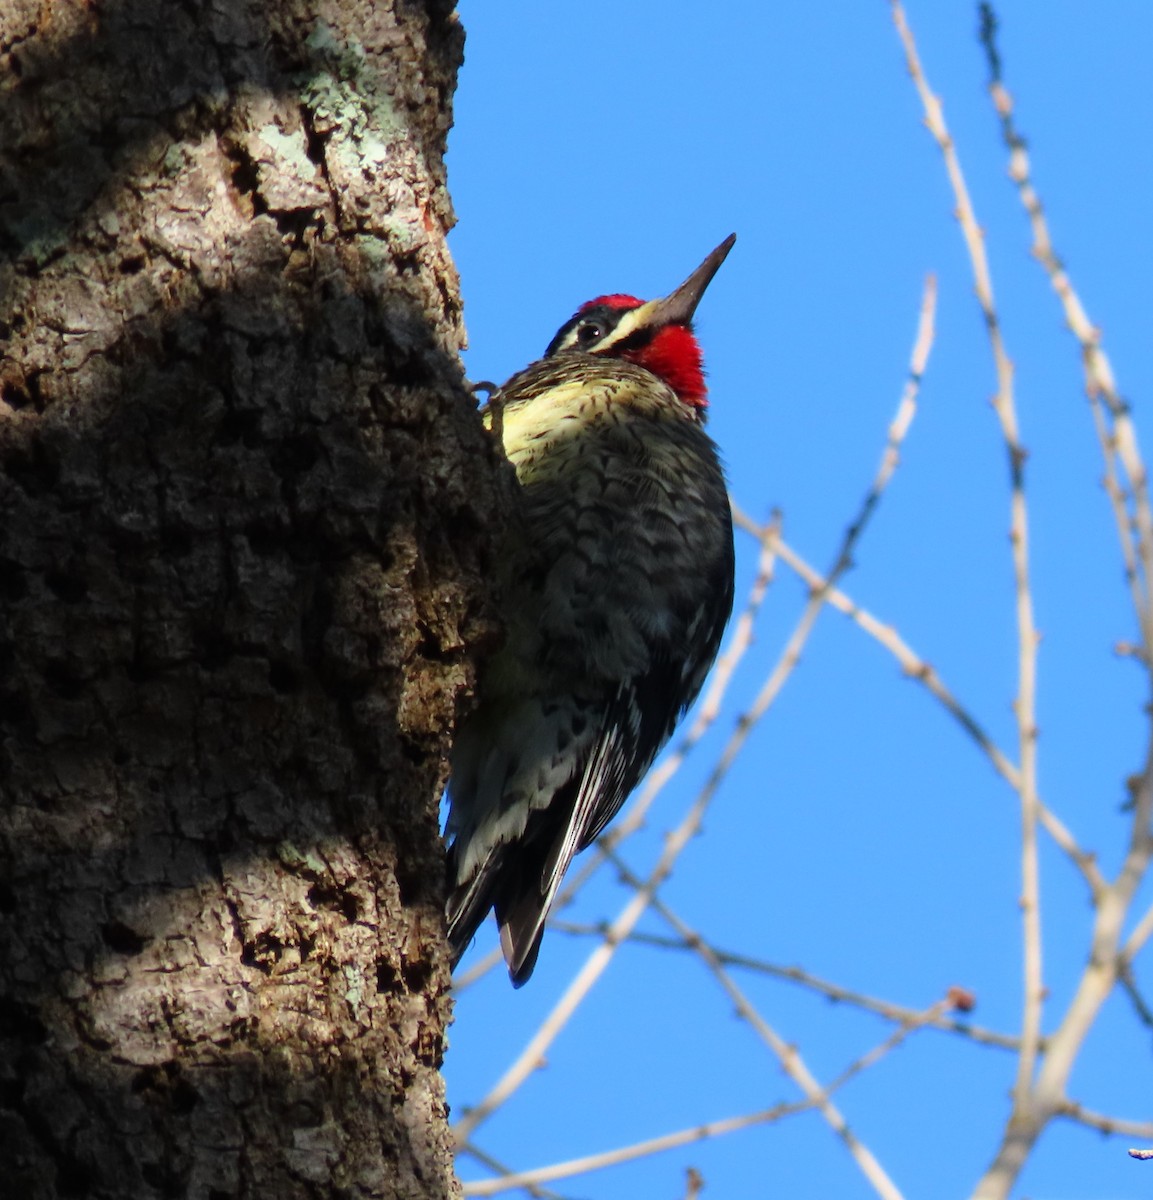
[0,1,493,1195]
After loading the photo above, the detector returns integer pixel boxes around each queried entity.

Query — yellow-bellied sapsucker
[446,236,737,985]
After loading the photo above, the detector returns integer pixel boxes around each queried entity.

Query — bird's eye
[576,320,604,346]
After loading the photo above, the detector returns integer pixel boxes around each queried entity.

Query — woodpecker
[446,235,737,985]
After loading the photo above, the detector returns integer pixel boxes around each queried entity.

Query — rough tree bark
[0,1,493,1196]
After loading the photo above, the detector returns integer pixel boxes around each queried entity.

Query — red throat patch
[622,324,707,410]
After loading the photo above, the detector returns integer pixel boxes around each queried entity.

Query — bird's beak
[633,233,736,328]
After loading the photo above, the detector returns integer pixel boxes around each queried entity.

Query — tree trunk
[0,2,491,1196]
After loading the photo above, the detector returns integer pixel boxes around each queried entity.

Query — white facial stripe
[555,299,661,355]
[595,301,658,352]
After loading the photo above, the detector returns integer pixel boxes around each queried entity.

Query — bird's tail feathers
[445,840,506,970]
[466,722,622,985]
[494,828,582,987]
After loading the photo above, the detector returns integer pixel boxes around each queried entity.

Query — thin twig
[460,1103,810,1196]
[980,2,1153,648]
[552,919,1020,1051]
[1121,902,1153,966]
[957,8,1153,1197]
[891,0,1044,1130]
[1091,398,1149,650]
[1057,1100,1153,1142]
[976,0,1153,963]
[821,272,937,585]
[457,1143,569,1200]
[1116,961,1153,1035]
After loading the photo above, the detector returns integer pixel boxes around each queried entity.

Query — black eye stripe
[608,326,655,354]
[544,303,634,358]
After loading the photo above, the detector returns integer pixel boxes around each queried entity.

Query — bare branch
[979,2,1153,650]
[459,1103,811,1196]
[1117,961,1153,1033]
[974,3,1153,1002]
[1121,902,1153,966]
[836,273,938,561]
[1056,1100,1153,1142]
[890,0,1045,1135]
[944,9,1153,1196]
[456,1144,569,1200]
[553,919,1022,1051]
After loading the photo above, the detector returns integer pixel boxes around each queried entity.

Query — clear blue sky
[443,4,1153,1196]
